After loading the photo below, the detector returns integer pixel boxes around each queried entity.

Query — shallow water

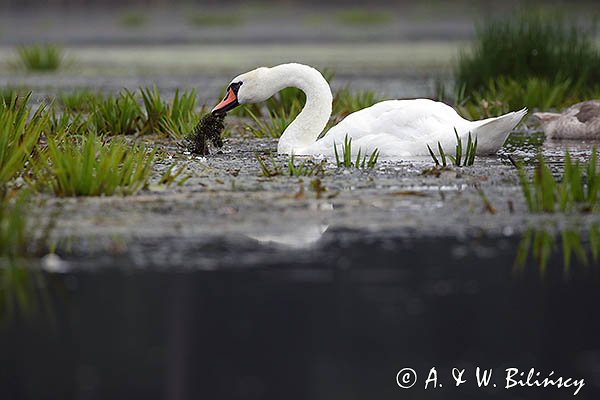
[1,231,600,400]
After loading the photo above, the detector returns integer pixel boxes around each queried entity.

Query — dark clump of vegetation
[187,113,225,155]
[456,10,600,94]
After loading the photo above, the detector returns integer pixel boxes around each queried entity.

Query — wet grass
[44,133,155,197]
[516,148,600,213]
[59,90,104,113]
[92,91,143,135]
[334,134,380,169]
[16,44,66,72]
[46,108,89,136]
[150,89,200,139]
[255,152,325,178]
[427,130,477,168]
[0,94,47,188]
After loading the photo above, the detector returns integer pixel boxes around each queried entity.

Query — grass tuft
[16,44,66,72]
[333,134,379,169]
[0,94,47,188]
[44,132,155,197]
[58,90,104,113]
[427,130,477,168]
[92,90,143,135]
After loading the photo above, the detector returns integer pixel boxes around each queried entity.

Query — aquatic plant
[456,10,600,95]
[0,87,24,107]
[427,130,477,168]
[160,89,200,140]
[335,9,392,25]
[140,85,168,134]
[516,147,600,213]
[186,112,224,155]
[16,44,66,72]
[0,94,47,188]
[58,89,104,113]
[92,90,143,135]
[139,86,200,138]
[333,134,380,169]
[44,132,155,196]
[46,108,89,137]
[255,152,325,178]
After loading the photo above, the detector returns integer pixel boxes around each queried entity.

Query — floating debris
[186,112,225,155]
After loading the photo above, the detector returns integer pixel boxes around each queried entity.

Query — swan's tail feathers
[472,108,528,154]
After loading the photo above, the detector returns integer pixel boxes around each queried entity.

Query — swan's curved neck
[266,64,332,154]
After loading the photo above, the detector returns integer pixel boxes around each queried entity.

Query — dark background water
[1,234,599,400]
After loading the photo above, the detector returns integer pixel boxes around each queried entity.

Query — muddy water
[1,232,599,400]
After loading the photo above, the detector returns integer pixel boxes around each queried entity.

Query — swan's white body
[217,63,527,159]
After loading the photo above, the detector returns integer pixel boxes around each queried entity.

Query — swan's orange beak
[212,87,239,115]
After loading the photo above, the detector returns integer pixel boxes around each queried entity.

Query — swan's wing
[312,99,470,157]
[326,99,469,142]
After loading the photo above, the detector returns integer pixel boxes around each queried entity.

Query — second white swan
[212,63,527,159]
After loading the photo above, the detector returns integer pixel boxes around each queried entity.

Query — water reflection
[0,259,55,326]
[515,224,600,276]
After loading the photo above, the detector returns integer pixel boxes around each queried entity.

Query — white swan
[212,63,527,159]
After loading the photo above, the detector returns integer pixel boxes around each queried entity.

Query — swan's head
[212,67,271,115]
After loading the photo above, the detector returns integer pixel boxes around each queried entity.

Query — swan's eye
[230,82,243,94]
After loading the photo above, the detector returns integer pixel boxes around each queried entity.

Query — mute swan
[534,101,600,139]
[212,63,527,159]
